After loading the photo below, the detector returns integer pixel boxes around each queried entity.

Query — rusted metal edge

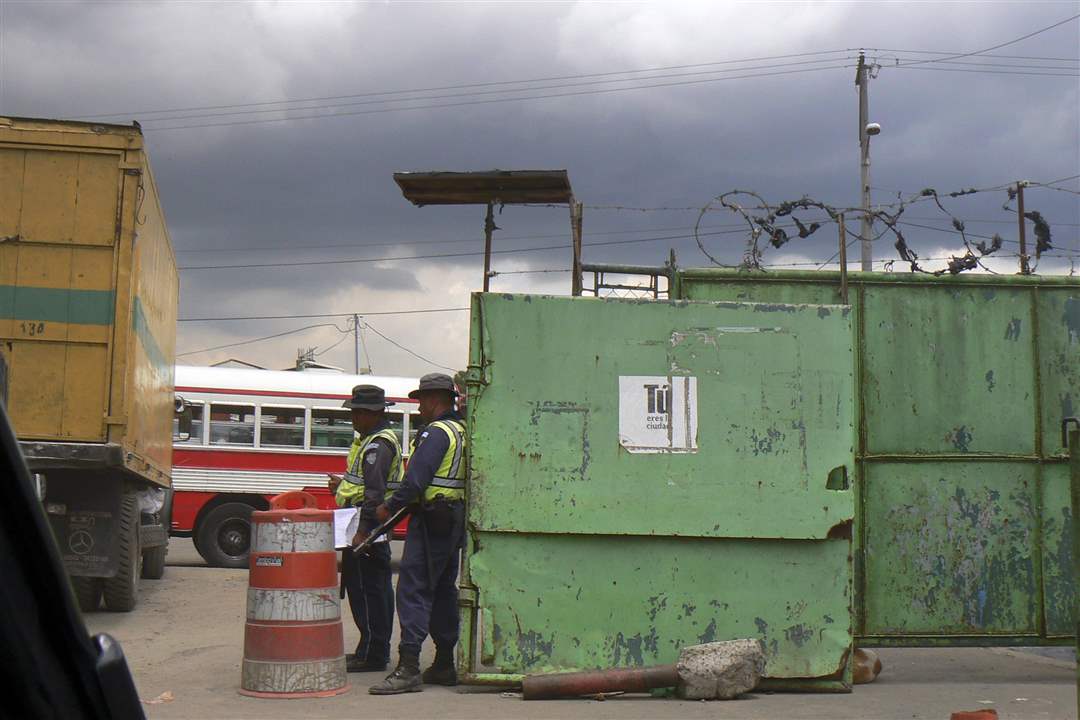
[858,635,1074,647]
[758,678,852,693]
[862,453,1043,462]
[580,262,671,276]
[677,268,1080,287]
[854,282,868,640]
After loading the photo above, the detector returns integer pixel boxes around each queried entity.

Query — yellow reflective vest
[422,418,466,503]
[335,426,404,507]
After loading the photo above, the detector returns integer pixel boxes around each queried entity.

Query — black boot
[369,651,422,695]
[421,646,458,686]
[347,654,388,673]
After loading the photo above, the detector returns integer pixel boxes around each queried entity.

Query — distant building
[210,358,267,370]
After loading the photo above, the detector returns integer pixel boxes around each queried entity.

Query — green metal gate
[669,268,1080,646]
[1068,417,1080,715]
[461,293,858,690]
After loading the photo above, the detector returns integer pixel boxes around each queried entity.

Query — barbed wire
[689,181,1070,275]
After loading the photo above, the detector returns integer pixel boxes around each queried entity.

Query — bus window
[409,415,424,453]
[209,403,256,446]
[173,402,205,445]
[260,406,305,448]
[387,412,404,446]
[310,408,354,449]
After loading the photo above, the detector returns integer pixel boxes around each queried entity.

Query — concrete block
[675,639,765,700]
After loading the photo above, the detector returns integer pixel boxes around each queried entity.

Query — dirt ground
[82,538,1077,720]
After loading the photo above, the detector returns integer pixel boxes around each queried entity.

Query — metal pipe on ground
[522,665,679,700]
[522,639,765,701]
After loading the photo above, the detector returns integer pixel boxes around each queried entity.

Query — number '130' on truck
[0,117,178,612]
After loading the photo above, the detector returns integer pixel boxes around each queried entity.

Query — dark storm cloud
[2,1,1077,372]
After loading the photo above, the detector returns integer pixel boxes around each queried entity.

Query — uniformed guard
[369,373,466,695]
[327,384,404,673]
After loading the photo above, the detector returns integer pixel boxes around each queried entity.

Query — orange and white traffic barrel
[239,491,348,698]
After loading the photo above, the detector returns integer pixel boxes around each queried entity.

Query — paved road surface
[83,538,1077,719]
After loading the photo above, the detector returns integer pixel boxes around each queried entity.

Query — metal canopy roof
[393,169,572,206]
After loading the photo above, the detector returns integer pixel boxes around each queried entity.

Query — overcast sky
[2,0,1078,377]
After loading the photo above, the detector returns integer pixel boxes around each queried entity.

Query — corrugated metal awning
[393,169,572,206]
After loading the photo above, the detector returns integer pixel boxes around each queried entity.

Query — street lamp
[860,121,881,272]
[855,51,881,272]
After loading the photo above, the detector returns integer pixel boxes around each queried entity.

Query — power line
[176,322,347,357]
[129,57,855,126]
[177,227,751,271]
[75,49,852,120]
[1033,174,1080,186]
[490,268,571,276]
[894,13,1080,68]
[360,320,457,372]
[179,307,469,323]
[903,216,1080,227]
[889,65,1078,78]
[769,251,1080,269]
[863,47,1078,62]
[313,331,350,357]
[883,57,1080,73]
[581,204,703,212]
[145,63,854,132]
[175,221,749,254]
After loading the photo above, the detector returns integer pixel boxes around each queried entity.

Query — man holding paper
[327,384,404,673]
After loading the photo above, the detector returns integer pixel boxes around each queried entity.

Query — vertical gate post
[1067,417,1080,718]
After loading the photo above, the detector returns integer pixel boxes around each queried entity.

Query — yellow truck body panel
[0,117,178,487]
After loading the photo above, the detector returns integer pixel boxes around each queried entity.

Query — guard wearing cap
[369,373,466,695]
[327,385,404,673]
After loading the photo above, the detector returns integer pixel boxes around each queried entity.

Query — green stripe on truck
[0,285,115,325]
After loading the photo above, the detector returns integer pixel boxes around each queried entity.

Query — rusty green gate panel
[1068,419,1080,715]
[461,293,857,690]
[675,268,1080,646]
[1044,462,1075,637]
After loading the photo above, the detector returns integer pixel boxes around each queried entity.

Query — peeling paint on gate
[464,293,855,689]
[864,464,1038,635]
[675,269,1079,646]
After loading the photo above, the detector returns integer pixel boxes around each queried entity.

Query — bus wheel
[196,502,253,568]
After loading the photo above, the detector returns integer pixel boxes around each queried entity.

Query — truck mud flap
[139,522,167,549]
[44,476,122,578]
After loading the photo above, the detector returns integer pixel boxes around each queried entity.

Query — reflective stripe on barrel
[239,500,347,698]
[243,622,344,661]
[247,587,340,623]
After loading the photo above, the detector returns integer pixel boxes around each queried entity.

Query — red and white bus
[171,365,419,567]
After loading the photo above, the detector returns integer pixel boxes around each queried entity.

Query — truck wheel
[141,545,167,579]
[141,489,172,579]
[71,577,103,612]
[104,492,141,612]
[196,502,254,568]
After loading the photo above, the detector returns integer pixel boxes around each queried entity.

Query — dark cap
[408,373,459,400]
[342,385,392,411]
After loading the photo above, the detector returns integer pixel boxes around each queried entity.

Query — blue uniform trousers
[342,540,394,665]
[396,503,465,657]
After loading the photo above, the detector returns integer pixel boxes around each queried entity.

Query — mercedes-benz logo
[69,530,94,555]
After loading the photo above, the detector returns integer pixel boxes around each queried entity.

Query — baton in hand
[351,505,411,555]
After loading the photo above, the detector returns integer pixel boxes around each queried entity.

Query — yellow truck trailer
[0,117,179,612]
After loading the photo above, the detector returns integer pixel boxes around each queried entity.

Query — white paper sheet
[333,507,387,549]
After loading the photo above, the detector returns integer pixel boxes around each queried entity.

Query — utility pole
[570,199,583,296]
[483,201,496,292]
[352,313,360,374]
[856,52,873,272]
[1016,182,1030,274]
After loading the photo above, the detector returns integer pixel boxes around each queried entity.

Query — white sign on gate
[618,376,698,454]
